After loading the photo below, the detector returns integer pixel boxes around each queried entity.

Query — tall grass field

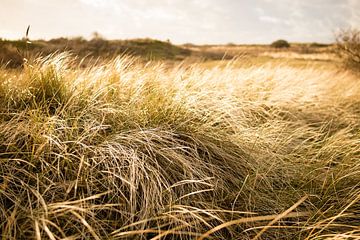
[0,53,359,239]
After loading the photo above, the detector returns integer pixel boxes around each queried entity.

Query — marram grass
[0,53,359,239]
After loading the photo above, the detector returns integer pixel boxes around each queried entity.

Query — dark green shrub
[271,39,290,48]
[310,42,330,48]
[226,42,237,47]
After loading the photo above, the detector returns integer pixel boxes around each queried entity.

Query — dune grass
[0,53,359,239]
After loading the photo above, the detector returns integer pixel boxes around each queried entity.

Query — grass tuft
[0,54,359,239]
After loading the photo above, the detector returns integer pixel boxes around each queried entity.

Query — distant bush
[226,42,237,47]
[310,42,330,48]
[336,29,360,69]
[271,39,290,48]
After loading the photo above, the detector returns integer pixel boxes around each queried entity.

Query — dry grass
[0,53,359,239]
[259,51,338,61]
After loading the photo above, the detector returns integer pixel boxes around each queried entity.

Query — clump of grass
[0,54,359,239]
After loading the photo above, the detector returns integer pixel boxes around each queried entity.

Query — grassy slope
[0,54,359,239]
[0,38,191,67]
[0,38,337,69]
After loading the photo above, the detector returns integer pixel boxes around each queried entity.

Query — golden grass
[0,53,359,239]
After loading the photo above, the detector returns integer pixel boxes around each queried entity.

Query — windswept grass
[0,53,359,239]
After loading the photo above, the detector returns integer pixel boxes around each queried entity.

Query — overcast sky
[0,0,359,44]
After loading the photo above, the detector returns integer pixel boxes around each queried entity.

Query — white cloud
[348,0,360,28]
[259,15,281,23]
[0,0,356,43]
[79,0,108,7]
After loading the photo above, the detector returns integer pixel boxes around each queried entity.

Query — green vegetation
[0,53,359,239]
[271,39,290,48]
[309,42,331,48]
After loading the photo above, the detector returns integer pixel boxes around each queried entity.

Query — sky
[0,0,359,44]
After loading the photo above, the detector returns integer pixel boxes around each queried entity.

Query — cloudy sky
[0,0,359,44]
